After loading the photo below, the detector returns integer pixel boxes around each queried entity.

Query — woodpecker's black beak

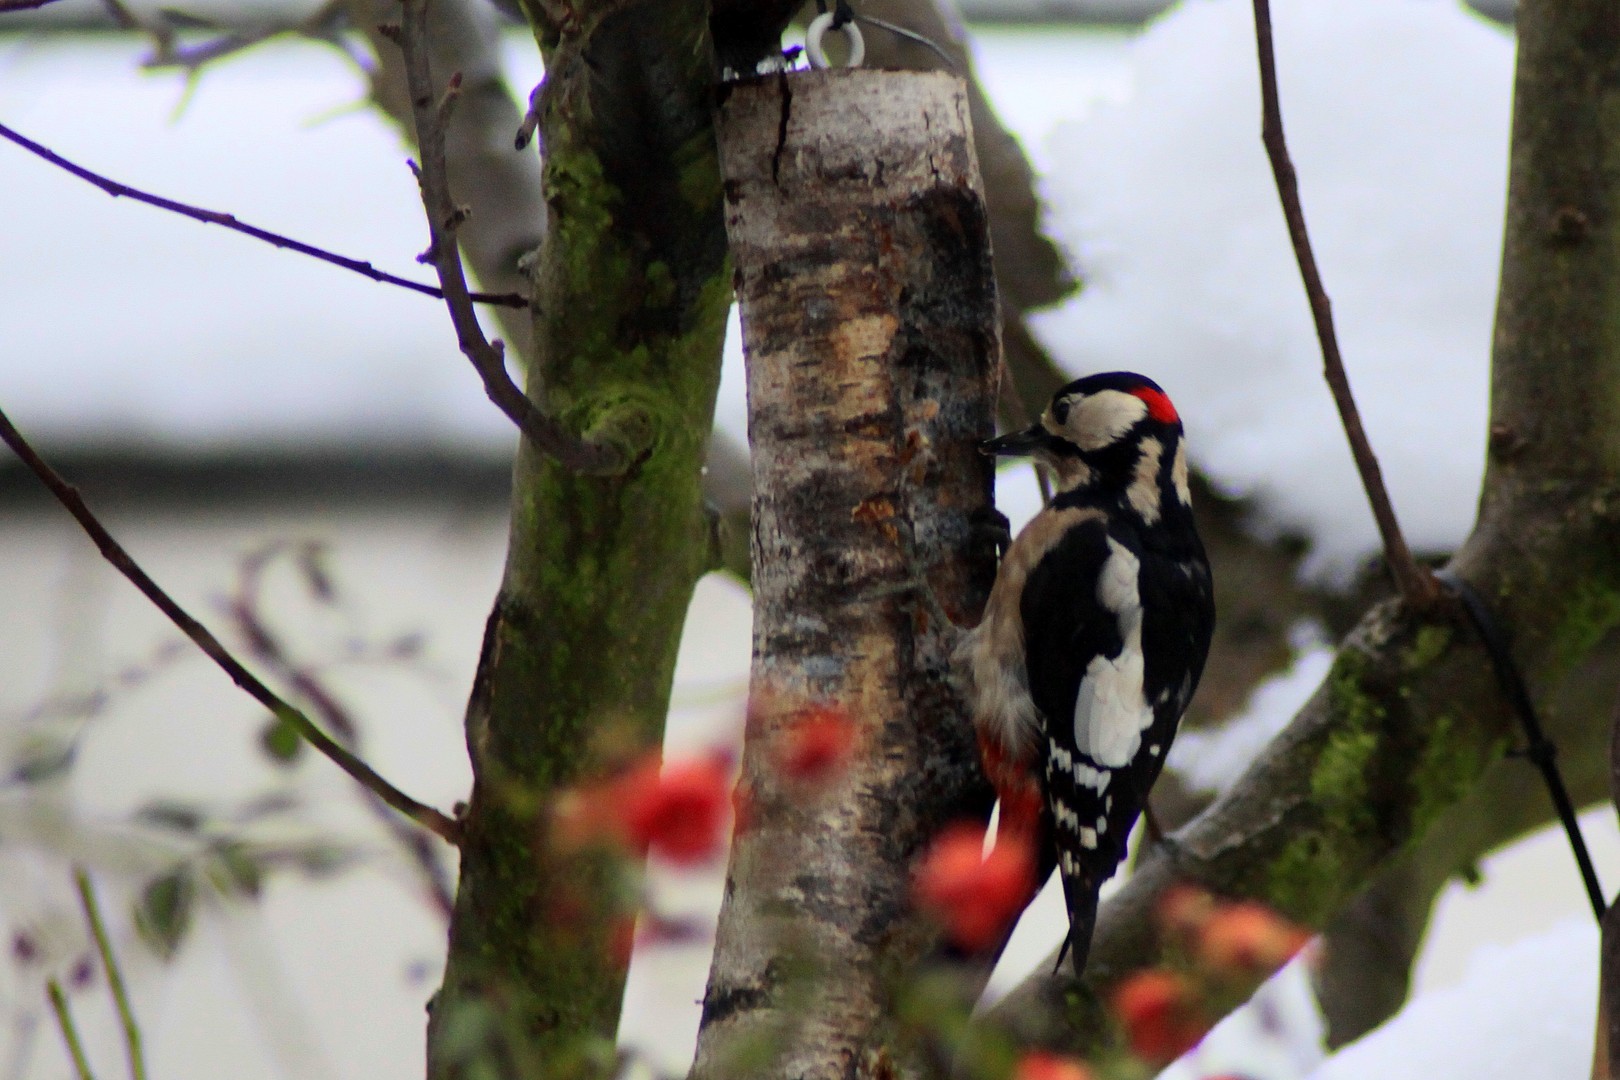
[981,423,1053,458]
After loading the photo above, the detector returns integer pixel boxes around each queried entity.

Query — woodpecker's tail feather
[1054,873,1099,977]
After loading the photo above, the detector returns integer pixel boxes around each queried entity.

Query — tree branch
[228,545,457,917]
[422,0,734,1067]
[1602,681,1620,1078]
[0,405,462,845]
[0,120,527,310]
[390,0,641,476]
[1250,0,1438,612]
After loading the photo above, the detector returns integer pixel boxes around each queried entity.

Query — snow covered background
[1,1,1614,1078]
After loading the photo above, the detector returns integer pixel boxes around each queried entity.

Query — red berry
[1012,1050,1096,1080]
[1196,901,1311,974]
[1111,969,1207,1064]
[913,822,1034,952]
[620,754,734,866]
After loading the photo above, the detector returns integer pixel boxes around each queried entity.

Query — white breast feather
[1073,539,1154,768]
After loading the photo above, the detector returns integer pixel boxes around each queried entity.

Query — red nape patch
[1133,386,1179,424]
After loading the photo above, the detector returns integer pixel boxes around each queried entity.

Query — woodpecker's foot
[969,506,1012,561]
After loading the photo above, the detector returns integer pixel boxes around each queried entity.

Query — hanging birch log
[692,69,1001,1079]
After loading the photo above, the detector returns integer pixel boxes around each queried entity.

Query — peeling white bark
[693,70,1002,1080]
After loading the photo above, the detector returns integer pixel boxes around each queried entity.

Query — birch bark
[693,70,1001,1079]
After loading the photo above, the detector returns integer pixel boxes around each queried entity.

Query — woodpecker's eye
[1052,398,1071,426]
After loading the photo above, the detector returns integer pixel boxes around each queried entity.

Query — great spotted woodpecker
[957,372,1214,974]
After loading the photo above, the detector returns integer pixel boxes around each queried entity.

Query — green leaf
[134,869,196,960]
[258,714,304,765]
[11,736,76,784]
[134,800,205,833]
[209,842,263,899]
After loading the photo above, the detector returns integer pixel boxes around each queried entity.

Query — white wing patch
[1073,538,1154,769]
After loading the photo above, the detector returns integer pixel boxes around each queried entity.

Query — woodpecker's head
[984,372,1190,511]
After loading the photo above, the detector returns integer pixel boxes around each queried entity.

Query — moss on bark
[424,2,730,1075]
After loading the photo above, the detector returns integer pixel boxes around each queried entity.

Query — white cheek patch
[1073,539,1155,769]
[1172,441,1192,505]
[1066,390,1149,452]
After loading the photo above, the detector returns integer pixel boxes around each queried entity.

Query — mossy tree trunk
[423,0,732,1074]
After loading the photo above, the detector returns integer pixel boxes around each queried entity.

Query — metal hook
[806,10,865,69]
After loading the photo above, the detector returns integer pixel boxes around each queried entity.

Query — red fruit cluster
[912,822,1034,952]
[1012,1050,1096,1080]
[552,751,735,867]
[1110,970,1208,1065]
[1197,901,1312,974]
[1156,884,1312,976]
[1105,885,1313,1067]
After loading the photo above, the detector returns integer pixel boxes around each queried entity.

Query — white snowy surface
[1307,919,1598,1080]
[1012,0,1513,571]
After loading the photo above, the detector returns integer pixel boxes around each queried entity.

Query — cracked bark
[980,0,1620,1055]
[692,70,1000,1080]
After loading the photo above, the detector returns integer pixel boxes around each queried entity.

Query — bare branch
[229,545,456,917]
[392,0,631,475]
[0,120,528,310]
[0,404,462,845]
[138,0,349,72]
[1250,0,1438,611]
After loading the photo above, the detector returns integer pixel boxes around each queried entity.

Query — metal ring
[806,12,865,69]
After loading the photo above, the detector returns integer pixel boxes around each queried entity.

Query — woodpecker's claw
[969,506,1012,560]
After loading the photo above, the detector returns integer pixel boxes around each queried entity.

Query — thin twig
[46,980,97,1080]
[1250,0,1438,610]
[392,0,627,475]
[0,120,527,310]
[74,869,145,1080]
[137,0,349,73]
[230,545,456,917]
[0,405,462,844]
